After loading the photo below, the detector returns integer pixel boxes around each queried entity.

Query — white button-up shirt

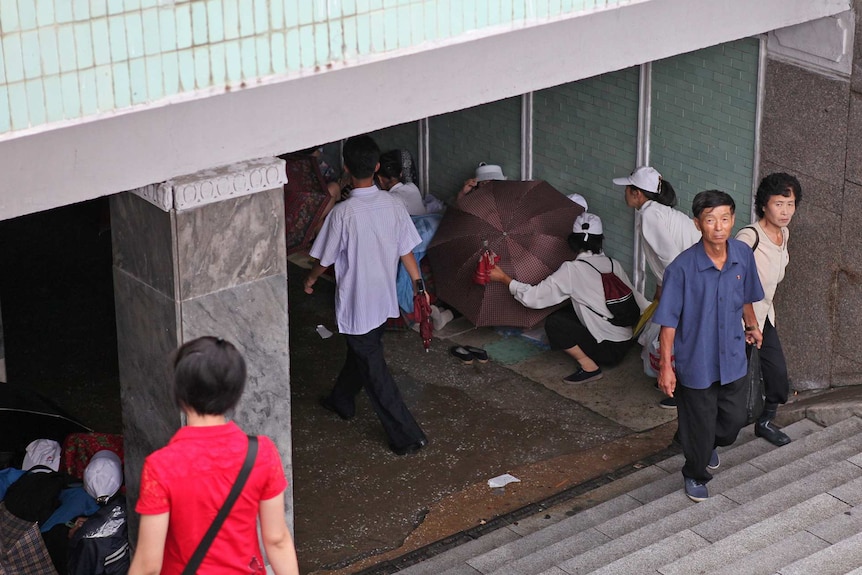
[310,185,421,335]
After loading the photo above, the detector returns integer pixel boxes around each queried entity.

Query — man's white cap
[475,163,506,182]
[84,450,123,503]
[567,193,588,211]
[22,439,61,472]
[573,212,603,237]
[612,166,661,193]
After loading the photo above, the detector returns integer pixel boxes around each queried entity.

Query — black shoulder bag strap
[741,225,760,251]
[182,435,259,575]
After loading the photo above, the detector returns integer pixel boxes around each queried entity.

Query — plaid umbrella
[0,503,58,575]
[426,180,583,328]
[282,153,332,255]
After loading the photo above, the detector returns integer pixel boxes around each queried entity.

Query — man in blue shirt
[653,190,764,502]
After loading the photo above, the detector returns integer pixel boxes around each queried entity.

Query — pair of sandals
[449,345,489,365]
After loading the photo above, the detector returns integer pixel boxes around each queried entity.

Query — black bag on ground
[581,257,641,327]
[746,344,766,425]
[4,465,69,525]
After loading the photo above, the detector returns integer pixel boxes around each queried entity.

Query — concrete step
[479,419,823,575]
[393,416,862,575]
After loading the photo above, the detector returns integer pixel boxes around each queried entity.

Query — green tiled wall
[368,120,419,166]
[650,39,759,228]
[428,96,521,199]
[533,68,639,272]
[0,0,631,136]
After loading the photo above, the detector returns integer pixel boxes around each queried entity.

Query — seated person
[67,450,129,575]
[488,213,648,383]
[377,150,426,215]
[455,162,506,204]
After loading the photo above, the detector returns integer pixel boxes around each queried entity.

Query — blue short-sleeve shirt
[653,238,764,389]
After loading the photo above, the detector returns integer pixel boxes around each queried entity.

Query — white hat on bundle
[567,193,588,211]
[612,166,661,193]
[84,450,123,503]
[474,163,506,182]
[573,212,603,237]
[22,439,61,472]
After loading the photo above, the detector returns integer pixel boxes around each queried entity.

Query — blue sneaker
[684,477,709,502]
[707,449,720,470]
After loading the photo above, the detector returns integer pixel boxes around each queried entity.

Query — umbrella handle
[416,278,426,294]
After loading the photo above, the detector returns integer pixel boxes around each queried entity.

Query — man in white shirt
[304,135,428,456]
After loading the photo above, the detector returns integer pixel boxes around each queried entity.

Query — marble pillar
[760,8,862,390]
[111,158,292,535]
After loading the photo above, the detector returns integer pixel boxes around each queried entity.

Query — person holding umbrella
[487,213,649,383]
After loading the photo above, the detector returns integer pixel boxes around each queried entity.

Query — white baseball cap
[22,439,61,472]
[567,193,588,211]
[613,166,661,193]
[475,163,506,182]
[84,450,123,503]
[573,212,603,236]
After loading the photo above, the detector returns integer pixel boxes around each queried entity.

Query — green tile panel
[533,69,639,273]
[650,38,759,229]
[0,0,632,135]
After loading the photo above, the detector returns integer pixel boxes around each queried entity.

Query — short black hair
[173,336,246,416]
[567,231,604,255]
[755,172,802,219]
[342,135,380,179]
[377,150,403,180]
[692,190,735,218]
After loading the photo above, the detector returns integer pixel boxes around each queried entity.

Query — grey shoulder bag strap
[181,435,259,575]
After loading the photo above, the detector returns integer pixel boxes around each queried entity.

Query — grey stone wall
[760,6,862,390]
[113,161,292,539]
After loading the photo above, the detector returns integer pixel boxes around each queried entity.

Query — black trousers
[760,318,789,406]
[676,375,748,483]
[543,306,633,366]
[327,323,426,450]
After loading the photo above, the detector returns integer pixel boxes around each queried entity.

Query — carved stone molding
[128,157,287,212]
[768,11,855,78]
[129,182,172,212]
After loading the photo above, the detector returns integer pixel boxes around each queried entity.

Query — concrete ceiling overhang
[0,0,850,221]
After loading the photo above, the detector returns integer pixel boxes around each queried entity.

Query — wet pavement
[0,198,680,575]
[287,261,678,574]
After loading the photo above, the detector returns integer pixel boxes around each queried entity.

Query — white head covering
[567,193,588,212]
[573,212,603,238]
[612,166,661,193]
[84,450,123,503]
[474,163,506,182]
[22,439,61,472]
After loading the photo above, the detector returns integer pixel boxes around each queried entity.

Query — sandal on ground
[450,346,474,364]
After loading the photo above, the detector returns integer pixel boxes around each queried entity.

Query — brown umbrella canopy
[427,180,583,328]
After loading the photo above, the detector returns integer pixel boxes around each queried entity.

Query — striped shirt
[310,184,421,335]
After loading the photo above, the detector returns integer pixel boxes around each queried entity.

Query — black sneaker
[563,367,603,383]
[659,397,677,409]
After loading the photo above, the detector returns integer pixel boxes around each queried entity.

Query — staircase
[394,416,862,575]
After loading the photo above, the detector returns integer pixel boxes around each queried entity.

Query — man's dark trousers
[327,323,426,450]
[676,375,748,483]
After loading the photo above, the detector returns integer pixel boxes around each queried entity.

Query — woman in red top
[129,337,299,575]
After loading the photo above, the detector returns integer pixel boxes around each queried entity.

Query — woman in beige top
[735,173,802,447]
